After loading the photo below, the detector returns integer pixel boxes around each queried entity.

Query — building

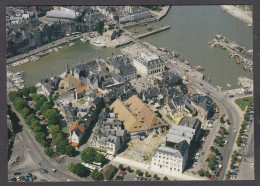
[151,124,198,173]
[39,76,60,96]
[119,8,151,23]
[124,6,140,13]
[58,74,84,91]
[133,52,165,76]
[166,96,186,117]
[109,95,165,133]
[92,112,128,155]
[46,9,80,22]
[68,122,85,147]
[75,85,90,100]
[190,95,215,120]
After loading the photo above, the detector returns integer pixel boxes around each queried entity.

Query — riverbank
[220,5,252,25]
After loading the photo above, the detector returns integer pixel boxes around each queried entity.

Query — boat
[90,40,105,47]
[236,60,241,64]
[58,46,62,49]
[195,66,204,71]
[227,83,231,87]
[216,86,222,90]
[15,72,24,76]
[69,42,75,47]
[54,47,59,52]
[184,61,189,65]
[147,27,153,31]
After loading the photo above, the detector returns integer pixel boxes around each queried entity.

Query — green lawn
[235,96,253,111]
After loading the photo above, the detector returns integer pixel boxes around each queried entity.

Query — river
[11,6,253,89]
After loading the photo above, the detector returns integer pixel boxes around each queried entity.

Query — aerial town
[6,5,254,182]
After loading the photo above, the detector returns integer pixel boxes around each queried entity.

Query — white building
[133,52,165,76]
[68,122,85,147]
[151,125,196,173]
[119,8,151,23]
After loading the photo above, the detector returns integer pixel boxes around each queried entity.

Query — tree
[94,153,106,164]
[163,176,168,180]
[44,147,54,157]
[91,169,103,180]
[53,132,64,145]
[81,147,97,163]
[214,148,220,155]
[44,109,59,125]
[35,132,46,144]
[14,98,27,112]
[26,114,37,125]
[220,117,225,123]
[31,120,42,133]
[209,155,217,170]
[204,170,210,178]
[28,86,37,94]
[21,107,30,119]
[65,145,76,157]
[118,164,124,171]
[40,101,53,113]
[57,139,68,154]
[50,125,60,136]
[198,169,205,176]
[145,171,149,177]
[22,87,30,97]
[73,163,88,177]
[67,162,75,172]
[8,91,22,102]
[97,21,104,35]
[135,169,143,176]
[126,166,131,172]
[153,174,159,180]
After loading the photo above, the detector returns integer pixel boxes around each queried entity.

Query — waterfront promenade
[6,34,82,64]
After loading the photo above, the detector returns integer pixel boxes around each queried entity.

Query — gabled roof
[69,122,84,133]
[76,85,90,94]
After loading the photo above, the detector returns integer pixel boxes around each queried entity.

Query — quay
[135,25,170,39]
[6,34,82,64]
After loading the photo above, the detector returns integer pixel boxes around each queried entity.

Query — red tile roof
[69,122,84,133]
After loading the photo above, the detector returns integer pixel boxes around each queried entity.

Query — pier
[135,25,170,39]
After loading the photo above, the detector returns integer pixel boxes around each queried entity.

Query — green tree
[35,132,46,144]
[22,87,30,97]
[204,170,210,178]
[53,132,64,145]
[44,109,59,125]
[126,166,131,172]
[214,148,220,155]
[94,153,106,164]
[40,101,53,113]
[145,171,149,177]
[209,155,216,170]
[153,174,159,180]
[31,120,42,133]
[91,169,103,180]
[135,169,143,176]
[21,107,30,119]
[163,176,168,180]
[44,147,54,157]
[50,125,60,136]
[73,163,88,177]
[14,98,27,112]
[65,145,76,157]
[28,86,37,94]
[8,91,22,102]
[81,147,97,163]
[57,139,68,154]
[198,169,205,176]
[67,162,75,172]
[97,21,104,35]
[118,164,124,171]
[26,114,37,125]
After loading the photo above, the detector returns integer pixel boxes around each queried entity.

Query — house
[133,52,165,76]
[178,116,201,142]
[109,95,165,133]
[75,85,90,100]
[190,95,214,120]
[142,87,167,107]
[92,112,128,155]
[46,9,81,22]
[166,96,186,117]
[110,72,126,84]
[119,8,151,23]
[39,76,60,96]
[68,122,85,147]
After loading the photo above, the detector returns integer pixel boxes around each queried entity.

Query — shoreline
[220,5,252,25]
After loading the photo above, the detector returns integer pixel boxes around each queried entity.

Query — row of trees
[236,107,250,146]
[81,147,106,165]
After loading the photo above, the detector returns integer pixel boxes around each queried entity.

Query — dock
[135,25,170,39]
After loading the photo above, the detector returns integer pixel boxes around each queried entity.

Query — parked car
[14,172,21,176]
[40,169,48,174]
